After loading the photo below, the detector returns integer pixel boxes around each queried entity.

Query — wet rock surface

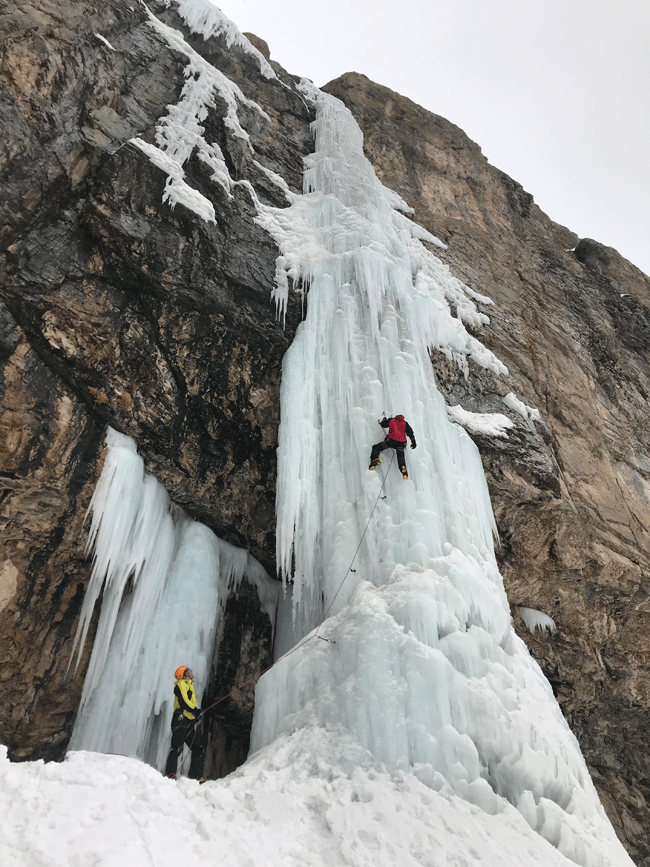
[0,0,311,766]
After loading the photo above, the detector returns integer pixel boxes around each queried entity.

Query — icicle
[519,607,557,635]
[249,89,631,866]
[69,428,278,771]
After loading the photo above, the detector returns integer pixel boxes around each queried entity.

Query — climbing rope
[172,450,396,778]
[315,450,395,634]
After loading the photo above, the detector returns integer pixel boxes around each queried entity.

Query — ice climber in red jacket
[369,415,417,479]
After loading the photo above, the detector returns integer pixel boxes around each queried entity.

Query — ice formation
[69,428,277,771]
[519,607,557,635]
[249,88,632,866]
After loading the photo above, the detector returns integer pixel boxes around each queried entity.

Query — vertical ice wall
[255,84,508,636]
[69,428,276,772]
[250,88,633,866]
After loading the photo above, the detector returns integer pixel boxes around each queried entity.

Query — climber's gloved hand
[411,440,417,449]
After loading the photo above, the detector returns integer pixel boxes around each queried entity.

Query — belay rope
[172,451,396,779]
[316,450,395,634]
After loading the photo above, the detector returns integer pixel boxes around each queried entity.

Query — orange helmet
[174,666,189,680]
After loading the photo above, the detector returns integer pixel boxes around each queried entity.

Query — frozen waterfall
[249,86,632,867]
[69,428,277,772]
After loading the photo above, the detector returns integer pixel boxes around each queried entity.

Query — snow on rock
[166,0,277,79]
[519,607,557,635]
[94,32,115,50]
[131,137,218,222]
[503,391,542,422]
[68,428,276,772]
[447,404,515,438]
[131,3,271,220]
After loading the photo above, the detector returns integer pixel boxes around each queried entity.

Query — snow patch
[503,392,541,422]
[94,33,115,50]
[447,404,515,438]
[519,607,557,635]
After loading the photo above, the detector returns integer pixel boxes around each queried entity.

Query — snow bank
[0,742,582,867]
[167,0,277,79]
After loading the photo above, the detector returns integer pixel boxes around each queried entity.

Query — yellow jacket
[173,677,200,720]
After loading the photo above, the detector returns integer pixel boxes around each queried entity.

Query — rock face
[323,72,650,865]
[0,0,312,764]
[1,3,650,863]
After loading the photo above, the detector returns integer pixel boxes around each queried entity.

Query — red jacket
[381,415,416,446]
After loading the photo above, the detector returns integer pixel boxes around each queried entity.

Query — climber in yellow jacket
[165,665,206,779]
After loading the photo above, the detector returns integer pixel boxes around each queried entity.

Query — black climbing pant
[165,710,205,779]
[370,439,407,474]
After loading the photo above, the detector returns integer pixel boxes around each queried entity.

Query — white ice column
[70,428,277,772]
[251,89,633,867]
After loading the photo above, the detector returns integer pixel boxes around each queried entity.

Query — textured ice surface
[69,428,276,772]
[249,88,631,866]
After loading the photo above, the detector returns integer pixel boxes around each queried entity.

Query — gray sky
[215,0,649,277]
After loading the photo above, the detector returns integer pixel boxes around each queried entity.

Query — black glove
[411,440,417,449]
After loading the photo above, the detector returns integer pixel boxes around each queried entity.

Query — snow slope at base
[0,738,581,867]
